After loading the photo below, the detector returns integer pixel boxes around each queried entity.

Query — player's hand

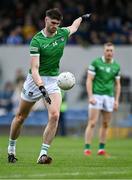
[81,14,91,21]
[89,96,96,105]
[114,100,119,111]
[39,86,51,104]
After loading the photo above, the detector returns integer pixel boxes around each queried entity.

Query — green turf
[0,136,132,179]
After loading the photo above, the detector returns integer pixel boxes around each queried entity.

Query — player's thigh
[88,108,100,123]
[89,94,103,110]
[17,98,35,118]
[101,110,112,123]
[103,96,114,112]
[46,93,62,115]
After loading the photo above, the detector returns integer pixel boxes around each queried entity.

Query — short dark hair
[104,42,114,47]
[46,8,63,21]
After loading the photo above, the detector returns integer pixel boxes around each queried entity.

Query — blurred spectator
[107,17,122,33]
[11,69,25,113]
[120,75,131,103]
[11,78,23,114]
[0,30,5,43]
[22,15,37,44]
[78,70,87,100]
[0,62,2,85]
[14,68,25,85]
[89,30,100,44]
[6,26,23,45]
[0,82,14,115]
[0,0,131,45]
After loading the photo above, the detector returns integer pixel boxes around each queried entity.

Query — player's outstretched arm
[67,14,91,36]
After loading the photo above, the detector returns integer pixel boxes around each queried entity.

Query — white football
[57,72,76,90]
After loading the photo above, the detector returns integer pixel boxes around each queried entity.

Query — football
[57,72,76,90]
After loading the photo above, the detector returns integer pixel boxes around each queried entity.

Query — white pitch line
[0,170,130,179]
[0,172,80,179]
[29,172,80,177]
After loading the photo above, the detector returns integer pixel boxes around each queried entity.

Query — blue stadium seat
[117,114,132,127]
[0,109,88,127]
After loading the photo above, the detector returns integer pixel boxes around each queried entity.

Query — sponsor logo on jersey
[61,37,64,41]
[42,36,65,48]
[43,44,50,48]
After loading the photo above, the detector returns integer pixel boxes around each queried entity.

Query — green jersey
[88,56,120,96]
[29,27,70,76]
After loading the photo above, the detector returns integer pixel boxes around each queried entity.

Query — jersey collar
[41,29,57,37]
[41,30,47,37]
[102,56,114,64]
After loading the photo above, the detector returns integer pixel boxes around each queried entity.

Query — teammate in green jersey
[84,42,121,156]
[7,8,91,164]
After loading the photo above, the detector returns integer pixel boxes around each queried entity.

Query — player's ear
[45,17,48,23]
[45,17,47,21]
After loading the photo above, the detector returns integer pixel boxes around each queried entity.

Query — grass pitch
[0,136,132,179]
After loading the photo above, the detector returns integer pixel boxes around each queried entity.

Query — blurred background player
[7,8,90,164]
[84,42,121,156]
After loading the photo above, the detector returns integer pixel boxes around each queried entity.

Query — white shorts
[21,73,61,102]
[89,94,114,112]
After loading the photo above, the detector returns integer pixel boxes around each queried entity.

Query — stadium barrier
[0,109,88,125]
[0,109,88,136]
[0,110,132,137]
[108,114,132,138]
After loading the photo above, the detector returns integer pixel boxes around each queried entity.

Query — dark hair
[46,8,63,21]
[104,42,114,47]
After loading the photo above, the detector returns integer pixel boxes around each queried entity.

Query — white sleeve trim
[88,70,96,75]
[30,54,40,57]
[115,76,120,79]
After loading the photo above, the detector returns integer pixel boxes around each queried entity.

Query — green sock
[85,144,91,150]
[99,143,105,150]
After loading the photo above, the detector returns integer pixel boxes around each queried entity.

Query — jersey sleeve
[30,38,40,57]
[115,66,121,79]
[61,27,70,38]
[88,60,97,75]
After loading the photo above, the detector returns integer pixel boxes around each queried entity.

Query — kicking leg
[37,93,61,164]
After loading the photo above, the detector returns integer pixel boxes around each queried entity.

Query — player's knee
[15,113,27,124]
[102,121,109,128]
[50,111,59,121]
[89,121,96,128]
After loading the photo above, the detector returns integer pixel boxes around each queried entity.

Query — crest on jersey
[61,37,64,41]
[106,67,111,73]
